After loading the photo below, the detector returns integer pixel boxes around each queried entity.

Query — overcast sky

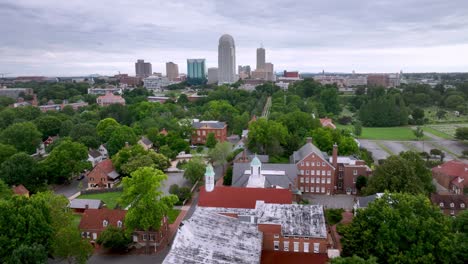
[1,0,468,76]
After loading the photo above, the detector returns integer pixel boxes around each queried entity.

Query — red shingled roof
[198,186,293,209]
[88,159,116,179]
[79,208,126,230]
[12,184,29,196]
[261,250,329,264]
[432,160,468,180]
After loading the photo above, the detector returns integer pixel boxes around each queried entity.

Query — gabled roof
[79,208,126,230]
[198,186,292,209]
[291,142,326,164]
[88,149,102,158]
[192,120,226,129]
[430,194,468,210]
[432,160,468,181]
[12,184,29,196]
[88,159,119,180]
[139,136,153,146]
[69,199,103,210]
[319,118,336,129]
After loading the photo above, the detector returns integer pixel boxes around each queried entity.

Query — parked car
[77,174,85,181]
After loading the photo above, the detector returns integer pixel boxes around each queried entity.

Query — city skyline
[1,0,468,76]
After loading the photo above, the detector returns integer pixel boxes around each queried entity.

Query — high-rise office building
[166,62,179,81]
[187,59,206,84]
[218,34,237,84]
[207,67,219,84]
[256,47,265,70]
[135,59,152,78]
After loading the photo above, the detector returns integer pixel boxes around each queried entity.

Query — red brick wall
[191,127,227,144]
[297,154,335,194]
[260,226,329,253]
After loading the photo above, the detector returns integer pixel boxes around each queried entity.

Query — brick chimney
[306,137,313,144]
[332,143,338,169]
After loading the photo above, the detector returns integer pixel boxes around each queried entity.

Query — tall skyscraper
[207,67,218,84]
[187,59,206,85]
[256,47,265,70]
[135,59,152,77]
[166,62,179,81]
[218,34,237,84]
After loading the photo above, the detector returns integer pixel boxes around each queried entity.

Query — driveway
[303,194,355,210]
[53,177,87,199]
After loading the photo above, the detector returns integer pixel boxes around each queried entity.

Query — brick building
[96,92,126,107]
[79,208,169,251]
[367,74,390,88]
[331,155,372,194]
[430,194,467,216]
[191,120,227,145]
[283,71,299,78]
[86,159,120,189]
[432,160,468,194]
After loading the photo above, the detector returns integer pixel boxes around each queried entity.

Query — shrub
[325,208,344,225]
[338,116,353,125]
[223,166,233,186]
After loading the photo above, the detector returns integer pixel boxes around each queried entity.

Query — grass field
[78,191,125,209]
[336,125,427,141]
[424,107,468,123]
[425,123,468,138]
[167,209,181,224]
[72,214,82,227]
[422,126,454,139]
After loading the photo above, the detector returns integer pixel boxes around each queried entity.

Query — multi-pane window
[306,170,310,175]
[294,242,299,252]
[300,170,304,175]
[322,162,325,166]
[274,241,279,250]
[353,169,358,175]
[300,187,304,192]
[321,187,325,193]
[327,178,331,184]
[322,170,326,176]
[316,187,320,192]
[284,241,289,251]
[321,178,326,184]
[311,177,315,183]
[317,170,321,176]
[327,170,331,176]
[313,243,320,253]
[305,186,309,192]
[311,162,315,166]
[305,177,309,183]
[306,162,310,166]
[311,170,315,175]
[304,242,310,253]
[300,177,304,183]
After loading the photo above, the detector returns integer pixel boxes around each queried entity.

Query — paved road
[53,177,87,198]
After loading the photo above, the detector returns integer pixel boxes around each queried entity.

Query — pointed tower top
[251,154,261,167]
[205,163,215,177]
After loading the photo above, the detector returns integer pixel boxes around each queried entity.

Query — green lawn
[336,124,427,141]
[167,209,181,224]
[422,126,454,139]
[72,214,82,227]
[425,123,468,139]
[78,191,125,209]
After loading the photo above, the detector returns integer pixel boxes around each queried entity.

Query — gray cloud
[0,0,468,76]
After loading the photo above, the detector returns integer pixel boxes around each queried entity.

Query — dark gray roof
[234,149,269,163]
[357,194,380,208]
[290,142,325,164]
[232,163,298,190]
[69,199,103,209]
[88,149,101,158]
[107,171,120,179]
[192,121,226,129]
[140,136,153,146]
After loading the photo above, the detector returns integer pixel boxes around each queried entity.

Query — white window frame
[353,169,358,175]
[321,178,326,184]
[300,177,304,183]
[304,242,310,252]
[117,220,122,228]
[300,170,304,175]
[439,202,444,207]
[327,170,331,176]
[313,243,320,253]
[300,186,304,192]
[294,242,299,252]
[311,177,315,183]
[461,203,465,208]
[327,178,331,184]
[284,241,289,251]
[316,187,320,192]
[322,162,325,166]
[311,162,315,166]
[321,187,325,193]
[305,186,309,192]
[450,203,455,208]
[305,177,309,183]
[306,161,310,166]
[274,241,279,251]
[322,170,326,176]
[301,161,304,166]
[311,170,315,176]
[274,234,279,239]
[103,220,108,227]
[317,170,321,176]
[306,170,310,175]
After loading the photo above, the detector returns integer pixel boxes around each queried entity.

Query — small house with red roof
[431,194,467,216]
[12,184,29,197]
[86,159,120,189]
[160,128,168,136]
[319,118,336,129]
[432,160,468,194]
[79,208,169,251]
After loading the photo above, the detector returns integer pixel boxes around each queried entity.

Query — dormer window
[117,220,123,228]
[439,202,444,207]
[103,220,108,227]
[450,203,455,208]
[461,203,465,208]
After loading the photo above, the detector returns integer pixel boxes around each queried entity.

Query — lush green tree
[69,123,100,148]
[413,126,424,140]
[320,87,341,115]
[0,96,15,108]
[205,132,217,148]
[168,184,192,205]
[41,139,91,183]
[355,175,368,192]
[0,196,53,263]
[412,108,425,121]
[9,243,48,264]
[358,94,408,127]
[277,111,321,138]
[0,152,42,191]
[342,193,456,263]
[0,143,17,165]
[59,120,74,137]
[112,145,170,174]
[0,179,12,200]
[107,126,138,156]
[51,225,93,264]
[455,127,468,140]
[183,157,206,184]
[436,110,447,119]
[353,121,362,136]
[96,226,132,252]
[247,118,288,156]
[325,208,344,225]
[1,122,42,154]
[34,115,62,139]
[444,94,464,109]
[331,256,378,264]
[366,151,434,195]
[208,142,232,174]
[96,118,120,142]
[120,167,178,253]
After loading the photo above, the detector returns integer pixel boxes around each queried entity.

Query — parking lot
[302,194,355,210]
